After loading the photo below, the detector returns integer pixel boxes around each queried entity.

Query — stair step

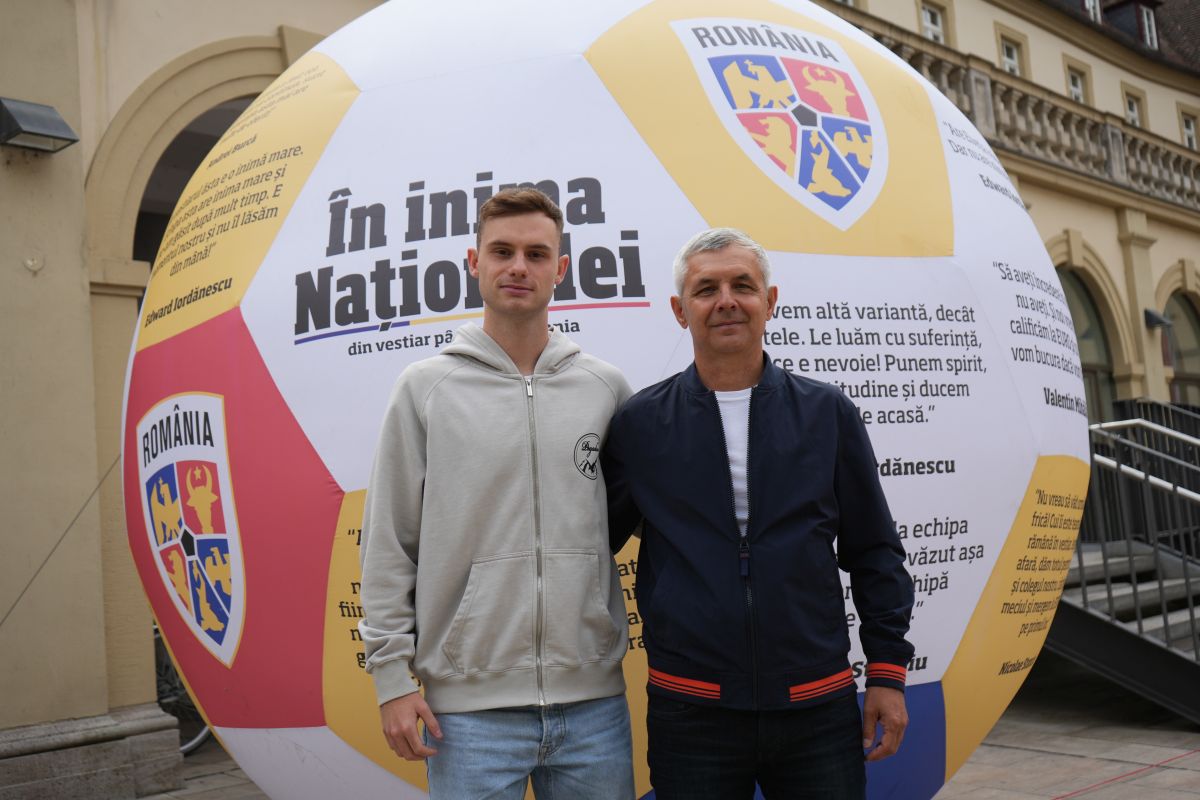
[1169,635,1200,660]
[1065,548,1158,586]
[1062,578,1195,615]
[1125,604,1200,640]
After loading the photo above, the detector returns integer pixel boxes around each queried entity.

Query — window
[1184,114,1198,150]
[1063,56,1093,105]
[1059,270,1116,422]
[1165,293,1200,407]
[1139,5,1159,50]
[1067,69,1086,103]
[1001,39,1022,75]
[1123,84,1147,129]
[1126,94,1143,127]
[994,24,1029,79]
[1082,0,1101,23]
[921,4,945,44]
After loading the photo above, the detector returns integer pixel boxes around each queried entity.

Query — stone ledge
[0,704,181,799]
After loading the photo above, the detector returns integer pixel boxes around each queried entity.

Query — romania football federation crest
[137,393,245,665]
[672,18,888,229]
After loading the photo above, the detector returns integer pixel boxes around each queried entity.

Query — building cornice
[813,0,1200,95]
[985,0,1200,90]
[812,0,1200,227]
[999,150,1200,235]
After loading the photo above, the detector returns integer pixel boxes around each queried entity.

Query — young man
[359,188,635,799]
[604,228,914,799]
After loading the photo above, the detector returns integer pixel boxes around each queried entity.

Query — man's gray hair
[672,227,772,295]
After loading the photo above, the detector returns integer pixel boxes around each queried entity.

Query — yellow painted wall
[1023,185,1124,268]
[1,0,380,734]
[1021,183,1125,280]
[73,0,378,169]
[1148,217,1200,304]
[93,290,155,710]
[0,0,110,729]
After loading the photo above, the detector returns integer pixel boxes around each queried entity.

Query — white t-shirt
[715,388,752,538]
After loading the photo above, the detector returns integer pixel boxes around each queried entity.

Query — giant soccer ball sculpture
[123,1,1091,797]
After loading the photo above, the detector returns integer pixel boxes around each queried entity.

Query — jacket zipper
[743,390,758,707]
[716,389,758,707]
[526,375,547,706]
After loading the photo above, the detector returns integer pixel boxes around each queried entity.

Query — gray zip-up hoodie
[359,324,633,713]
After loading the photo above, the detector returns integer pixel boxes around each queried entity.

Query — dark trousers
[646,691,866,800]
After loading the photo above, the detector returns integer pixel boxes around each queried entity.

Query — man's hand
[380,692,442,760]
[862,685,908,762]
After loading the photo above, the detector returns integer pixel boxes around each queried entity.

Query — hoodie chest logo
[574,433,601,480]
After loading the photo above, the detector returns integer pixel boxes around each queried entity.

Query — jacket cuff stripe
[788,668,854,701]
[648,668,721,699]
[865,664,907,682]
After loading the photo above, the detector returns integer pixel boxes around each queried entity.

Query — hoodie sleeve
[833,393,915,692]
[358,370,427,705]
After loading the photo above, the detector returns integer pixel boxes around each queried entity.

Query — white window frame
[1082,0,1101,23]
[1184,115,1197,150]
[1001,39,1022,75]
[921,4,945,44]
[1139,5,1159,50]
[1067,69,1086,103]
[1126,95,1143,128]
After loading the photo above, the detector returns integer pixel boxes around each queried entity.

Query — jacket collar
[681,353,783,394]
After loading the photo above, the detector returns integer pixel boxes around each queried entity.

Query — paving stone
[165,770,247,795]
[1071,782,1199,799]
[1081,725,1200,750]
[949,788,1048,799]
[1126,767,1200,793]
[959,745,1033,768]
[1168,753,1200,772]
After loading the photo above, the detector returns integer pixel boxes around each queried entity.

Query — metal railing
[1075,426,1200,660]
[1092,418,1200,496]
[1113,398,1200,441]
[819,1,1200,214]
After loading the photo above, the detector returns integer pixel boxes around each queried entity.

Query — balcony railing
[824,3,1200,213]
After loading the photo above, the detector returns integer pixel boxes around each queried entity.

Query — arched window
[134,98,254,265]
[1059,269,1116,422]
[1165,292,1200,407]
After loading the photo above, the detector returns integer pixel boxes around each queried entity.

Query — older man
[604,228,913,798]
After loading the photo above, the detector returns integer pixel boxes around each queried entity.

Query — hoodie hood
[442,322,581,376]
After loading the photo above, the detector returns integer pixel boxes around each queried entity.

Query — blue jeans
[424,694,635,800]
[646,692,866,799]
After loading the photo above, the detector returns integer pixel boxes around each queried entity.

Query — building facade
[819,0,1200,419]
[0,2,379,796]
[0,1,1197,797]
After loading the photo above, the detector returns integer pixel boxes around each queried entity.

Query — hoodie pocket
[442,553,536,676]
[542,549,621,666]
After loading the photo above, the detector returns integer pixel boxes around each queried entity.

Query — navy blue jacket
[604,358,914,710]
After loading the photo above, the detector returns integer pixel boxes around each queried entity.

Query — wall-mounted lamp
[0,97,78,153]
[1144,308,1172,330]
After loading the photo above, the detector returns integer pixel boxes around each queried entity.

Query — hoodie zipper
[526,375,547,706]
